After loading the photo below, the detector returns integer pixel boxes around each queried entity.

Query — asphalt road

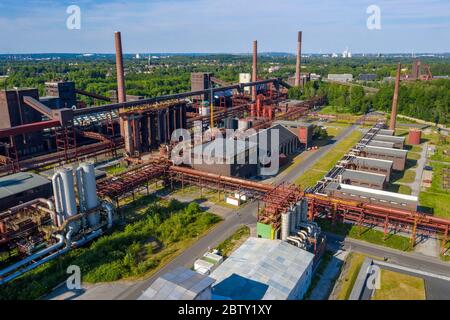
[326,232,450,300]
[111,124,362,300]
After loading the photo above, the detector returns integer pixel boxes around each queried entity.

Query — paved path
[411,142,428,197]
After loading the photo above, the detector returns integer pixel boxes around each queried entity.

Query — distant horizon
[1,52,449,56]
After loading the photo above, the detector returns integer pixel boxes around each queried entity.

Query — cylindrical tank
[52,167,77,218]
[281,211,291,241]
[238,119,249,131]
[408,129,421,145]
[77,162,100,228]
[200,105,210,116]
[290,208,297,234]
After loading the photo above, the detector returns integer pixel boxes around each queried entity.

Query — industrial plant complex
[0,26,449,303]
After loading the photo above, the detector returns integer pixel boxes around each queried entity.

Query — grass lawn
[372,269,426,300]
[319,219,411,251]
[407,145,423,153]
[334,252,367,300]
[396,169,416,184]
[430,144,450,163]
[407,152,421,161]
[386,184,412,195]
[419,192,450,219]
[295,130,363,188]
[215,225,250,258]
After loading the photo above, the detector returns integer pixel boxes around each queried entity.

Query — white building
[209,237,314,300]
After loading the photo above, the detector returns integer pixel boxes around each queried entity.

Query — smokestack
[295,31,302,87]
[114,31,126,103]
[114,31,127,139]
[252,40,258,102]
[389,63,401,131]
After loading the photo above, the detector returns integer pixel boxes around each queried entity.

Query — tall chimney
[114,31,127,139]
[252,40,258,102]
[115,31,126,104]
[389,63,401,131]
[295,31,302,87]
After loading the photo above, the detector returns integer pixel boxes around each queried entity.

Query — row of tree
[289,79,450,124]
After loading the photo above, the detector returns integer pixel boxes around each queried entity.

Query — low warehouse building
[0,172,52,211]
[192,138,258,178]
[138,266,215,300]
[323,182,418,211]
[361,146,408,171]
[378,129,394,136]
[368,140,395,149]
[373,134,405,149]
[340,169,387,190]
[349,157,393,182]
[210,237,314,300]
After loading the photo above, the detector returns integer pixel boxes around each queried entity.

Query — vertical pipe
[252,40,258,102]
[115,31,127,137]
[389,63,401,131]
[295,31,302,87]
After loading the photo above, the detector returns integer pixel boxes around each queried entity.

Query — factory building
[339,169,386,190]
[192,138,258,178]
[191,72,213,101]
[138,266,215,300]
[274,120,314,148]
[327,74,353,82]
[361,145,408,171]
[0,88,45,157]
[210,238,314,300]
[0,172,52,211]
[323,182,418,211]
[373,134,405,149]
[378,129,394,136]
[349,157,393,182]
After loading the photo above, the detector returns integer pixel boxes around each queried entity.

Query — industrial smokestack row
[295,31,302,87]
[389,63,401,131]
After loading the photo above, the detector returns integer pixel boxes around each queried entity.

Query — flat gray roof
[368,140,395,149]
[192,138,257,160]
[373,134,405,143]
[363,145,408,157]
[378,129,394,136]
[352,156,393,170]
[274,120,313,129]
[210,237,314,300]
[324,182,418,206]
[138,266,215,300]
[341,169,386,185]
[0,172,50,199]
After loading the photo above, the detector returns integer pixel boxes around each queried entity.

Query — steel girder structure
[306,194,450,253]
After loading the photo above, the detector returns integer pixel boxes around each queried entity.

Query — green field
[386,184,412,195]
[295,130,363,188]
[420,162,450,219]
[319,219,411,251]
[372,270,426,300]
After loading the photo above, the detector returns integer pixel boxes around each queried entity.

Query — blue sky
[0,0,449,53]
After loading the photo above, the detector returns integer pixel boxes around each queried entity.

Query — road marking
[374,260,450,282]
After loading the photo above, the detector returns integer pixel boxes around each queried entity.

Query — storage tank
[238,119,249,131]
[77,162,100,227]
[200,105,210,116]
[281,211,291,241]
[408,129,421,145]
[52,167,80,231]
